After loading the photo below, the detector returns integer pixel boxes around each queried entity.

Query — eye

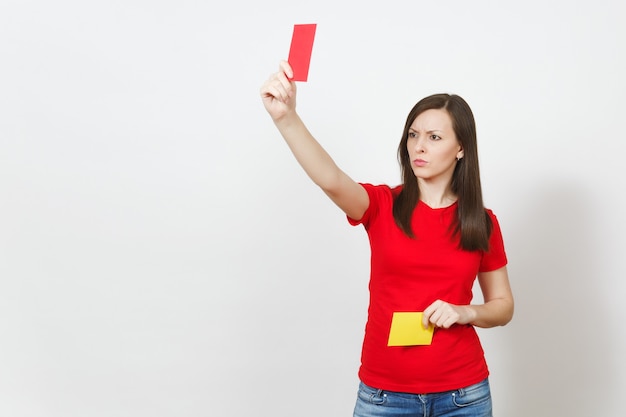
[408,131,417,138]
[430,134,442,141]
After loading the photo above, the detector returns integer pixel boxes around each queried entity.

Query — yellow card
[387,312,434,346]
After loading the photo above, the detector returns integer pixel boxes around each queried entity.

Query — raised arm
[260,60,369,220]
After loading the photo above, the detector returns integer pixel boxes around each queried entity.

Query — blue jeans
[353,378,492,417]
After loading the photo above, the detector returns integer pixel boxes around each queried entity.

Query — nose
[413,136,426,153]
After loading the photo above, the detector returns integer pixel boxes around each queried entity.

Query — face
[407,109,464,184]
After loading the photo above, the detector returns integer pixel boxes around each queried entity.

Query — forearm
[261,61,369,219]
[465,298,514,328]
[274,112,343,191]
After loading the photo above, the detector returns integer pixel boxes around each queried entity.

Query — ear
[456,147,464,160]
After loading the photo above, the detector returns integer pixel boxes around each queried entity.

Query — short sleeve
[346,183,392,228]
[479,210,508,272]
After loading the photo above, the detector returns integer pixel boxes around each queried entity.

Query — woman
[260,60,514,417]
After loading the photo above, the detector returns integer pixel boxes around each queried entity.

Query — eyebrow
[409,128,444,134]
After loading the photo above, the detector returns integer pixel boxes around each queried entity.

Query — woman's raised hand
[260,60,297,122]
[258,59,370,220]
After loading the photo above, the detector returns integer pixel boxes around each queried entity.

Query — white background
[1,1,624,416]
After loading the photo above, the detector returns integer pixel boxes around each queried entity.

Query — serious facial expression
[407,109,464,184]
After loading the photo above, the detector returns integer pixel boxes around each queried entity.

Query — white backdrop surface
[1,1,625,416]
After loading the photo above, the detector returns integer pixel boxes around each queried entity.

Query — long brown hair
[392,93,492,251]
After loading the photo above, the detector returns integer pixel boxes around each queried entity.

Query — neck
[417,179,456,208]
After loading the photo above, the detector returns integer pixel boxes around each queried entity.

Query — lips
[413,159,427,167]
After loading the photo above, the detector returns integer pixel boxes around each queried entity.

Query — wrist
[464,305,479,325]
[273,109,299,126]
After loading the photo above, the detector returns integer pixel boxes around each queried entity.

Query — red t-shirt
[348,183,508,393]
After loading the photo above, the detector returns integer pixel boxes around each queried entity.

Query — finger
[430,310,445,327]
[422,300,441,327]
[422,308,433,328]
[275,70,295,98]
[440,306,461,328]
[436,313,450,328]
[279,59,294,80]
[262,77,290,103]
[439,315,455,328]
[422,316,430,329]
[262,70,291,101]
[260,78,278,99]
[440,315,458,329]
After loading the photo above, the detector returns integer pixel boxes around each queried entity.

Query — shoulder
[484,207,505,236]
[359,183,402,197]
[484,207,503,224]
[348,184,400,226]
[358,183,402,207]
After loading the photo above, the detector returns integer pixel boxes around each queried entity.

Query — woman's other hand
[422,299,476,329]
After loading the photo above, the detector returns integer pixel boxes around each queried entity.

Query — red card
[287,24,317,82]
